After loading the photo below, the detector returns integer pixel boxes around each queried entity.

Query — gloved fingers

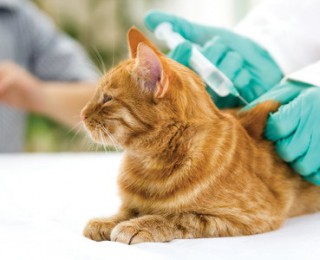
[144,10,177,32]
[265,85,318,141]
[167,41,192,67]
[217,51,244,80]
[233,69,267,103]
[291,131,320,176]
[144,10,220,45]
[237,79,260,103]
[145,10,269,67]
[304,169,320,186]
[250,84,267,100]
[264,97,302,142]
[273,122,310,163]
[233,69,251,90]
[206,31,257,61]
[212,32,278,72]
[201,37,229,65]
[290,90,320,175]
[242,81,305,111]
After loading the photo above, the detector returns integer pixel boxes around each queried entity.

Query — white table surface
[1,153,320,260]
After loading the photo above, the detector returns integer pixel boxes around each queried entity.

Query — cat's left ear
[135,42,169,98]
[128,26,163,58]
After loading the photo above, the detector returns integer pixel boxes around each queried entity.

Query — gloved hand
[167,42,240,108]
[145,10,283,107]
[244,81,320,185]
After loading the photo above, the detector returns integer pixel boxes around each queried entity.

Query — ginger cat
[81,27,320,244]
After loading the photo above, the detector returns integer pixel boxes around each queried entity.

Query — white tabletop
[1,153,320,260]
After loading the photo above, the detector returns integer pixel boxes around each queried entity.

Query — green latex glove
[244,81,320,185]
[167,42,238,108]
[144,10,283,108]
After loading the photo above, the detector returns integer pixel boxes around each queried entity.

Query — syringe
[154,22,248,105]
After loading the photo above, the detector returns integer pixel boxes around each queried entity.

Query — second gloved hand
[145,11,283,107]
[244,81,320,185]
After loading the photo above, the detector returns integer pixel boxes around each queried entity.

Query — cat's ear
[128,26,163,58]
[135,42,169,98]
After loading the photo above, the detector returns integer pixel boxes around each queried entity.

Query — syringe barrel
[154,22,233,97]
[190,48,233,96]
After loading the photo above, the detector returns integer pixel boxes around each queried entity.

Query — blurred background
[27,0,263,152]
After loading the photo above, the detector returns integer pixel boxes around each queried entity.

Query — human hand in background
[0,61,95,127]
[0,61,44,112]
[244,81,320,185]
[144,11,283,107]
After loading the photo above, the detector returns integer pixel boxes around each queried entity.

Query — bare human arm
[0,1,100,128]
[0,61,96,127]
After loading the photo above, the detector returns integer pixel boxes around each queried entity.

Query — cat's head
[81,27,217,148]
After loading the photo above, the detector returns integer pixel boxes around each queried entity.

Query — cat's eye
[103,95,112,104]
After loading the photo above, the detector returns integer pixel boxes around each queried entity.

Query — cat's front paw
[83,218,117,241]
[110,221,155,245]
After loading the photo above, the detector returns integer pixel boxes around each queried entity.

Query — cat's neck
[124,120,186,154]
[123,115,227,163]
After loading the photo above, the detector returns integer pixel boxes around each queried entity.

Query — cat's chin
[86,129,120,148]
[86,131,104,144]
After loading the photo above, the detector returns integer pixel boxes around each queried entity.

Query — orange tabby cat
[81,27,320,244]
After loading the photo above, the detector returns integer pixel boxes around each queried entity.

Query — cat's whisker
[96,142,102,153]
[111,41,115,69]
[81,123,110,152]
[100,127,116,150]
[98,129,108,153]
[59,121,85,151]
[69,129,84,149]
[91,45,106,76]
[107,134,120,153]
[79,60,104,77]
[80,134,93,151]
[93,126,101,152]
[91,142,97,152]
[100,125,121,152]
[111,14,115,69]
[67,121,83,135]
[81,130,95,152]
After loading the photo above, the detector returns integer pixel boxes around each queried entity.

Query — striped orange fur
[81,27,320,244]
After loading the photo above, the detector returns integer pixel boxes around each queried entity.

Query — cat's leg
[83,207,137,241]
[110,213,283,244]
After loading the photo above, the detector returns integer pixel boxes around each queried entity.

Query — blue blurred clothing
[0,0,98,152]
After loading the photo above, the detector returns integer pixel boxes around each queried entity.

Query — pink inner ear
[136,43,162,92]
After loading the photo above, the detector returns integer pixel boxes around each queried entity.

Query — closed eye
[103,95,112,104]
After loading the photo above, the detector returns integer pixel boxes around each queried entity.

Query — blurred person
[0,0,99,152]
[145,0,320,184]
